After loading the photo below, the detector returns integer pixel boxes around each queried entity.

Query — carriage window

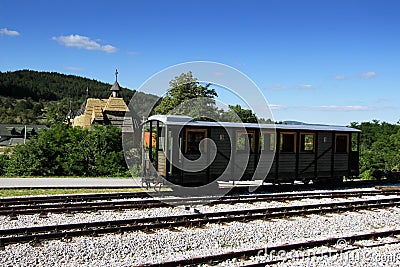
[236,131,255,153]
[186,129,207,153]
[157,126,165,151]
[300,133,314,152]
[280,133,296,153]
[335,134,349,153]
[260,132,275,152]
[144,131,156,149]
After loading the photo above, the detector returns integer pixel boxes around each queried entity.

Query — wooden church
[70,70,131,130]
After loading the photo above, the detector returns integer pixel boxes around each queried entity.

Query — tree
[86,125,127,176]
[5,143,42,176]
[153,72,219,119]
[168,71,197,88]
[4,123,129,177]
[43,98,72,124]
[351,121,400,179]
[0,153,9,176]
[220,105,258,123]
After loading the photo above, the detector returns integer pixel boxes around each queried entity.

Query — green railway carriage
[143,115,360,186]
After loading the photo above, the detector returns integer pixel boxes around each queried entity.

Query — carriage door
[156,122,167,177]
[143,121,167,177]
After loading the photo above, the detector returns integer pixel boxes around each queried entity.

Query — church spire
[110,69,121,98]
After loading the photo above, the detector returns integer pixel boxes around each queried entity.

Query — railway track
[1,189,400,217]
[1,196,400,248]
[146,228,400,266]
[0,191,156,205]
[0,178,396,206]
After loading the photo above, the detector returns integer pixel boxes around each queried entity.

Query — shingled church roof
[72,69,130,129]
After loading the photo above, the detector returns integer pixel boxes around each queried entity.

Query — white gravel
[1,204,400,266]
[1,186,400,266]
[0,194,398,230]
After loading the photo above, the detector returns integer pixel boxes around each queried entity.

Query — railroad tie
[66,211,74,217]
[30,237,42,247]
[9,212,18,220]
[143,227,155,234]
[91,230,99,237]
[353,242,365,248]
[38,211,48,219]
[62,234,72,243]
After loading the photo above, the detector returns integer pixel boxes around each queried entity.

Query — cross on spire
[110,69,121,97]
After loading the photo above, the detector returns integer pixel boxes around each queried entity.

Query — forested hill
[0,70,134,102]
[0,70,157,124]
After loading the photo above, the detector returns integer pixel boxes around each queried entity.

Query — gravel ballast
[1,205,400,266]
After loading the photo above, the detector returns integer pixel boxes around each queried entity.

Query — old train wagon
[143,115,361,186]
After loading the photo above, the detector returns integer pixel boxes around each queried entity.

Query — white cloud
[376,97,390,103]
[52,34,117,53]
[266,84,316,90]
[269,104,287,110]
[309,105,375,111]
[64,66,84,71]
[359,71,377,78]
[334,75,348,80]
[296,84,314,89]
[0,28,20,36]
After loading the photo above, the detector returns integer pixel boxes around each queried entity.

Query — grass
[0,188,146,198]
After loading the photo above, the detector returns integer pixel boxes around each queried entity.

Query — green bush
[0,153,8,176]
[4,123,129,177]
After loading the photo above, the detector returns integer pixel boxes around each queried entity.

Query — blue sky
[0,0,399,125]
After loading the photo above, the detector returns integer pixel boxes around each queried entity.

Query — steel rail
[0,178,397,206]
[1,190,400,217]
[143,228,400,267]
[0,197,399,247]
[0,191,156,205]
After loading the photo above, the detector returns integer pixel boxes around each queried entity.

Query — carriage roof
[146,115,361,133]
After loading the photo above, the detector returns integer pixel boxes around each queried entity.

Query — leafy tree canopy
[153,71,218,119]
[0,70,134,101]
[152,71,273,123]
[220,105,258,123]
[350,120,400,179]
[2,124,129,177]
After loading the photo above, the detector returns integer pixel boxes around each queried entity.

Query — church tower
[110,69,121,98]
[71,69,129,129]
